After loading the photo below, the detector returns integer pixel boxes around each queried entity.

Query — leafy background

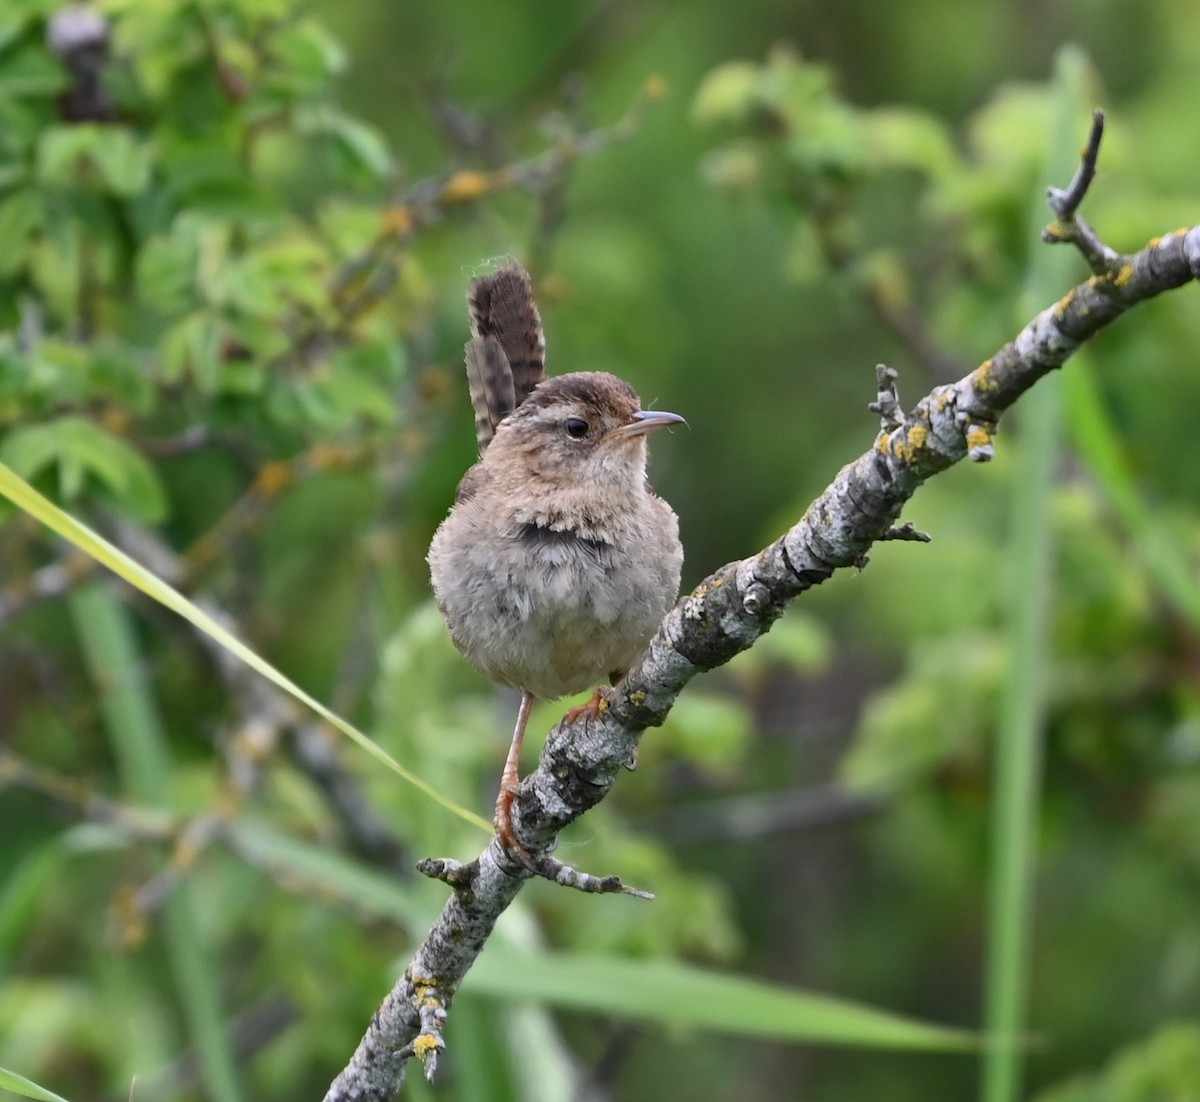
[2,0,1200,1100]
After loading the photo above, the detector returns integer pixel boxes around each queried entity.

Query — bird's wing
[452,460,492,506]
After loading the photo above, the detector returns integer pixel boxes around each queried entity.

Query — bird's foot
[489,761,652,898]
[493,783,536,869]
[563,686,610,726]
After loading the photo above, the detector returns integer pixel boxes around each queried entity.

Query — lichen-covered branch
[323,126,1200,1101]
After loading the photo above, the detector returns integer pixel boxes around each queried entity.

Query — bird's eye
[564,418,589,439]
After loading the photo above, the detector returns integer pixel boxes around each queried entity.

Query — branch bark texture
[324,206,1200,1098]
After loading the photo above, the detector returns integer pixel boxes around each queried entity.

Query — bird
[427,261,684,860]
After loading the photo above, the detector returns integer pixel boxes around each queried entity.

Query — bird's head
[488,371,684,491]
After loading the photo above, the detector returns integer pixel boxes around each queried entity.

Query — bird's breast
[428,504,681,700]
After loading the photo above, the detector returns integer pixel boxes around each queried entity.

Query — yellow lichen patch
[100,405,133,436]
[875,433,891,456]
[111,884,149,950]
[1043,219,1068,242]
[966,424,992,452]
[253,461,293,495]
[629,690,647,706]
[1055,288,1077,316]
[1148,235,1163,249]
[891,435,908,461]
[412,978,441,1006]
[643,74,668,100]
[173,832,203,871]
[414,1034,442,1059]
[1113,264,1134,288]
[906,423,928,452]
[309,442,360,471]
[973,359,997,393]
[441,170,493,203]
[382,205,413,235]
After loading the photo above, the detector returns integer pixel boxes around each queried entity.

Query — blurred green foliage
[2,0,1200,1100]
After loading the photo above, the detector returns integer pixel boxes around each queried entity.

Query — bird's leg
[494,689,536,859]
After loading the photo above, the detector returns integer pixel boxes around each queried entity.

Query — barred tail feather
[467,262,546,411]
[465,336,516,452]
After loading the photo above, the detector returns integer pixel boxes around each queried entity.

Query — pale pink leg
[494,690,535,856]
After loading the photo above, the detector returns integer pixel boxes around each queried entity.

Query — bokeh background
[3,0,1200,1099]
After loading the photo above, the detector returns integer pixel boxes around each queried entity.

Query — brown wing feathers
[464,263,546,451]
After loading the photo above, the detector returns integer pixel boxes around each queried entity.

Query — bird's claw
[563,686,609,726]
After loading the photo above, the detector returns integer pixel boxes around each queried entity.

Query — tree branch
[323,122,1200,1101]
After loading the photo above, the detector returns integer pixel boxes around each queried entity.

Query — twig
[323,119,1200,1099]
[1042,110,1121,275]
[0,747,174,840]
[181,441,375,578]
[1046,109,1104,221]
[643,783,887,845]
[349,76,664,267]
[0,551,97,626]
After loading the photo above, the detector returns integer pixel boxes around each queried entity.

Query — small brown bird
[428,262,684,858]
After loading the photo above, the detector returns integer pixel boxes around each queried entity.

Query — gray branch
[324,157,1200,1101]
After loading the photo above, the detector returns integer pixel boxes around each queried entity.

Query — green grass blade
[228,821,434,930]
[69,582,243,1102]
[980,45,1089,1102]
[467,949,977,1051]
[231,824,973,1051]
[0,462,488,833]
[0,1066,72,1102]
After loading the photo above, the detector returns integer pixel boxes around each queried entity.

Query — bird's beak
[612,409,687,439]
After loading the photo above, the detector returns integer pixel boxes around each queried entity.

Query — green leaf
[294,362,396,430]
[136,230,201,316]
[36,126,153,196]
[295,107,391,179]
[159,313,223,388]
[267,18,346,92]
[692,61,763,127]
[664,691,750,770]
[0,1065,72,1102]
[0,42,66,97]
[0,187,42,275]
[730,608,831,675]
[0,418,167,522]
[466,950,977,1051]
[1033,1022,1200,1102]
[864,106,959,177]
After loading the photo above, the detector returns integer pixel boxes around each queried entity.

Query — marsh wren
[428,262,684,859]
